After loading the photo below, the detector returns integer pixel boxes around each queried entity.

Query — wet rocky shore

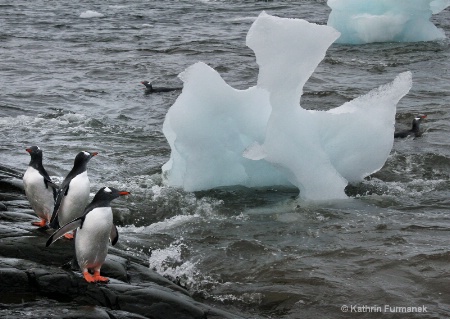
[0,164,244,319]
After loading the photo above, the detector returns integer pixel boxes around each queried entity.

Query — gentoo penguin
[46,186,129,283]
[23,146,58,227]
[49,151,98,237]
[394,115,427,138]
[141,80,182,94]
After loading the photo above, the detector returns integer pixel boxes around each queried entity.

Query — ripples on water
[1,1,450,318]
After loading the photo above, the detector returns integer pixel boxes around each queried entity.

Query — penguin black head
[26,145,42,157]
[141,81,154,94]
[141,81,153,89]
[26,146,43,165]
[73,151,98,167]
[412,114,427,132]
[92,186,130,204]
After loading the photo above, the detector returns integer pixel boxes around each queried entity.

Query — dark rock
[0,193,25,202]
[126,261,191,295]
[107,283,206,318]
[0,164,23,180]
[0,210,36,223]
[0,299,149,319]
[0,178,24,195]
[0,267,32,302]
[0,234,74,266]
[101,255,129,282]
[0,256,211,319]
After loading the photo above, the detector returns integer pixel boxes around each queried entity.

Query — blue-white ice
[327,0,448,44]
[431,0,450,13]
[162,12,412,201]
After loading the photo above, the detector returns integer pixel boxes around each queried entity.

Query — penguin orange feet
[92,270,109,283]
[82,271,96,283]
[83,270,109,283]
[31,218,47,227]
[64,232,74,239]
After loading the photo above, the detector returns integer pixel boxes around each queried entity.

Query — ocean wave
[121,214,198,234]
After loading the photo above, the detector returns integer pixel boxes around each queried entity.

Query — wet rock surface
[0,164,244,319]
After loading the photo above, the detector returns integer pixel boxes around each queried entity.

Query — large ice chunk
[327,0,448,44]
[162,61,291,191]
[162,12,412,200]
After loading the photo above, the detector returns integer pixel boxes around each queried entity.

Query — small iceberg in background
[79,10,104,19]
[327,0,449,44]
[430,0,450,13]
[162,12,412,201]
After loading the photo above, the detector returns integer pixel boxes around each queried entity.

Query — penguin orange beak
[420,115,427,119]
[119,191,130,196]
[26,148,32,153]
[91,152,99,157]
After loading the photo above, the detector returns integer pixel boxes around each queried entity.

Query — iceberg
[162,12,412,201]
[327,0,448,44]
[431,0,450,13]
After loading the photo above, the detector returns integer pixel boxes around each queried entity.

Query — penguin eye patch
[104,187,112,193]
[83,151,90,156]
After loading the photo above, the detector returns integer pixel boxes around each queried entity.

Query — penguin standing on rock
[49,151,98,237]
[394,115,427,138]
[23,146,58,228]
[46,187,130,283]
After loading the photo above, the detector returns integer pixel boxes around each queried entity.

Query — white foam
[108,5,128,10]
[79,10,104,19]
[211,292,264,304]
[0,114,87,132]
[123,214,198,234]
[364,177,447,197]
[148,242,201,288]
[227,17,257,22]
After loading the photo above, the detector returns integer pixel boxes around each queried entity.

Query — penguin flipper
[46,218,82,247]
[44,177,59,202]
[50,185,69,225]
[110,224,119,246]
[49,214,59,230]
[44,177,59,190]
[37,166,59,191]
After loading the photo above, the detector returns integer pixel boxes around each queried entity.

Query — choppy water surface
[1,1,450,318]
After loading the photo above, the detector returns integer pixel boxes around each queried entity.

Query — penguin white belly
[23,167,54,221]
[75,207,112,270]
[59,171,90,225]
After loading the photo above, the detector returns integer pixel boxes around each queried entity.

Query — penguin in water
[141,80,182,94]
[23,146,58,228]
[394,115,427,138]
[46,186,129,283]
[49,151,98,238]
